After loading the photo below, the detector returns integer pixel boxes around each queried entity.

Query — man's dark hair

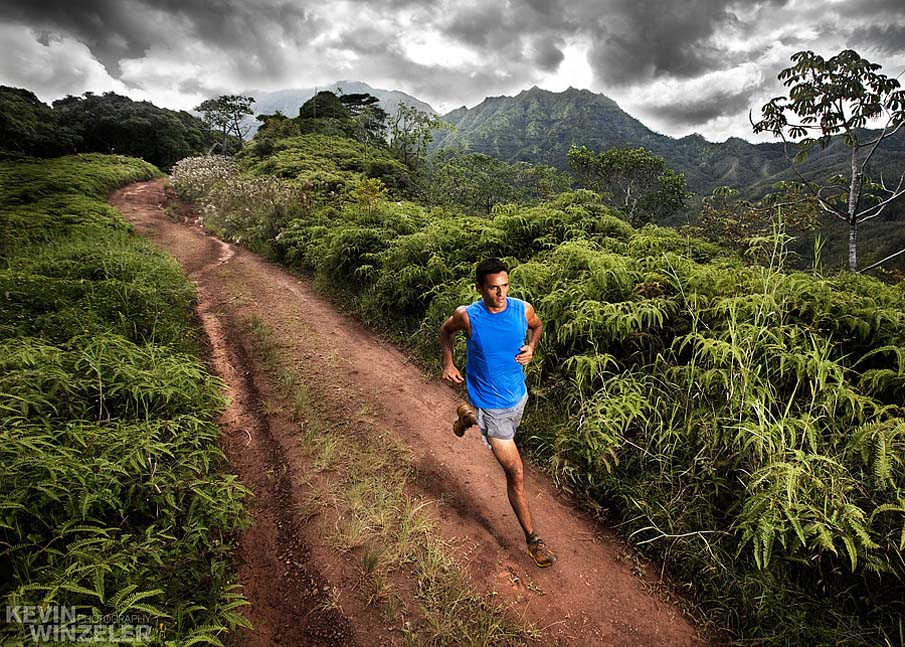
[475,258,509,286]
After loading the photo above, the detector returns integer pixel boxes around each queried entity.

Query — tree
[338,93,388,144]
[509,162,572,202]
[697,182,819,260]
[255,111,301,140]
[338,92,380,115]
[52,91,208,169]
[196,94,255,154]
[568,144,690,226]
[430,152,518,214]
[0,86,79,156]
[298,91,349,120]
[389,104,449,169]
[423,152,571,214]
[753,49,905,271]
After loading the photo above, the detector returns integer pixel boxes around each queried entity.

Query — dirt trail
[111,180,705,647]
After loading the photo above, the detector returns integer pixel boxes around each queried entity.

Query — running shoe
[528,537,556,568]
[453,403,476,437]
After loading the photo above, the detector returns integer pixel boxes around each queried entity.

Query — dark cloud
[848,24,905,56]
[836,0,905,20]
[443,4,507,48]
[437,0,573,71]
[332,26,401,57]
[0,0,318,77]
[176,77,207,96]
[532,38,564,71]
[586,0,736,86]
[583,0,794,87]
[34,29,61,46]
[778,34,809,48]
[522,0,565,18]
[0,0,150,74]
[640,86,760,126]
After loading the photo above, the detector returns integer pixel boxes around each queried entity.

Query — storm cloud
[641,86,762,126]
[0,0,318,76]
[585,0,741,85]
[848,24,905,56]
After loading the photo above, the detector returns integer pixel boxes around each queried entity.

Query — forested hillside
[434,86,905,198]
[0,87,211,169]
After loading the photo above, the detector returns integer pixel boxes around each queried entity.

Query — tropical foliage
[1,154,248,645]
[419,151,571,215]
[568,144,690,226]
[0,86,79,157]
[433,84,905,269]
[695,182,820,256]
[236,133,411,196]
[52,92,211,170]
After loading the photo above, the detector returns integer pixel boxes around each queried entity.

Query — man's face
[478,271,509,310]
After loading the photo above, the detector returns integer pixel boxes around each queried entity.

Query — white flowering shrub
[170,155,239,202]
[170,155,310,254]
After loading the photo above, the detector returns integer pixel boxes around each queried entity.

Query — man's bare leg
[488,437,534,540]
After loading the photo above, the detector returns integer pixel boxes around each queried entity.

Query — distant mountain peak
[241,81,437,136]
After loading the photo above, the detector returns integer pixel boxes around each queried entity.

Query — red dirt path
[111,179,706,647]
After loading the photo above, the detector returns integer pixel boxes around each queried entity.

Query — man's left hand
[515,345,534,365]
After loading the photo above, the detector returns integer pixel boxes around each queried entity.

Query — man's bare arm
[516,302,543,366]
[440,306,470,383]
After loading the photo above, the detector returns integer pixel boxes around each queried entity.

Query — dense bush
[0,86,79,157]
[52,92,211,170]
[1,155,248,645]
[171,155,311,256]
[236,134,411,195]
[0,88,212,169]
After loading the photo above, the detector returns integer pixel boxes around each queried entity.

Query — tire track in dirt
[112,179,706,647]
[112,182,357,647]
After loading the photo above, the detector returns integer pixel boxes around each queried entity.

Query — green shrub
[1,154,247,646]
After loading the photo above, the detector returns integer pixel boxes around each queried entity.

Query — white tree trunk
[847,148,862,271]
[848,221,858,271]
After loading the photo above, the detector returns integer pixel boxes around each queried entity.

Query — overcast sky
[1,0,903,142]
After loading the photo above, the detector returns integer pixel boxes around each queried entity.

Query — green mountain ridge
[434,86,905,197]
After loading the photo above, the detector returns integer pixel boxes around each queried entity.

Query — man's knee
[500,454,525,485]
[503,460,524,486]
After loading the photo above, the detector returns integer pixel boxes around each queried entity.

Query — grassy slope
[0,154,248,646]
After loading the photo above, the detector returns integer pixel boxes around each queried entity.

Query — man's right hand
[442,364,464,384]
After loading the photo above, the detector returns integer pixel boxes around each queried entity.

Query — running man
[439,258,556,568]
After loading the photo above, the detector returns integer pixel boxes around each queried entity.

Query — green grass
[1,154,249,646]
[0,154,162,256]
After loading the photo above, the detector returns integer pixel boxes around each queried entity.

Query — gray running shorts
[474,393,528,449]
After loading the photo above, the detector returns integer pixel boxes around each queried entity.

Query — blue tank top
[465,297,528,408]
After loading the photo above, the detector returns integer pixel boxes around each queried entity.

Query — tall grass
[1,154,249,646]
